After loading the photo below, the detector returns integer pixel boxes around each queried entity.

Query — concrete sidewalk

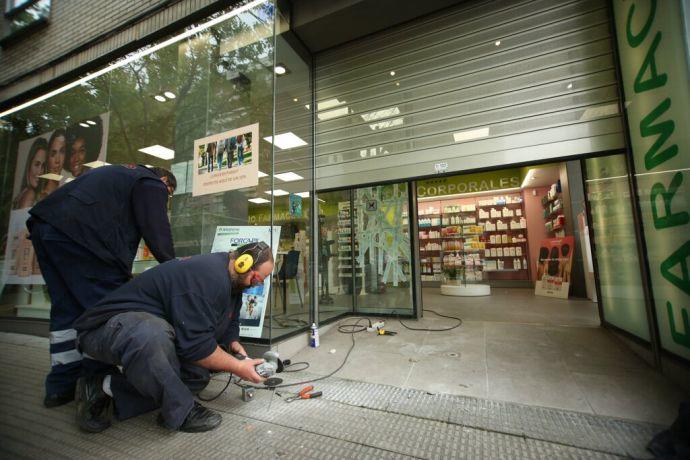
[0,332,664,459]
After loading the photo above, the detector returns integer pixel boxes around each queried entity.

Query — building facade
[0,0,688,383]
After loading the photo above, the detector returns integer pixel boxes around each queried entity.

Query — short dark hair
[234,241,273,269]
[150,166,177,191]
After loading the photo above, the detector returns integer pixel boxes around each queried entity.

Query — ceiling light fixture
[138,144,175,160]
[317,107,349,121]
[264,189,289,196]
[154,95,166,102]
[495,40,501,46]
[163,91,176,99]
[390,71,396,76]
[263,132,307,150]
[453,127,490,143]
[295,191,310,198]
[274,64,287,75]
[86,120,96,125]
[521,168,537,188]
[274,172,304,182]
[79,122,90,128]
[84,160,111,168]
[567,83,573,89]
[38,173,63,181]
[0,0,267,119]
[248,197,270,204]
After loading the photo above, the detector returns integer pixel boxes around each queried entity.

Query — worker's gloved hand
[234,357,266,384]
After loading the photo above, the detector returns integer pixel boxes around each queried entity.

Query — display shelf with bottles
[419,193,530,283]
[440,223,486,285]
[542,180,565,237]
[337,201,363,294]
[475,194,529,274]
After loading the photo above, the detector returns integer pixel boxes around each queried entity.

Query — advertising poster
[2,113,110,287]
[192,123,259,197]
[210,225,281,338]
[535,236,575,299]
[289,193,302,217]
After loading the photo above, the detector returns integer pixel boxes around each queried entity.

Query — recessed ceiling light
[521,168,536,188]
[495,40,501,46]
[567,83,573,89]
[139,144,175,160]
[274,172,304,182]
[163,91,176,99]
[264,189,289,196]
[453,127,490,143]
[79,122,90,128]
[84,160,111,168]
[295,192,310,198]
[38,173,63,181]
[263,132,307,150]
[317,107,349,121]
[86,120,96,125]
[390,71,396,76]
[274,64,287,75]
[154,95,166,102]
[293,98,298,102]
[258,171,268,178]
[395,82,400,86]
[248,197,270,204]
[317,98,345,111]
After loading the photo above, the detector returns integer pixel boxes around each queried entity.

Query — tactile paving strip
[0,333,657,459]
[203,370,659,459]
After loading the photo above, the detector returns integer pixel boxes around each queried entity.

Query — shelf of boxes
[542,180,566,237]
[418,195,532,281]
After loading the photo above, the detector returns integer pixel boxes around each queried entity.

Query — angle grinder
[233,350,283,386]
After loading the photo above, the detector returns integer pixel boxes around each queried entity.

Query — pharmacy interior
[417,160,598,313]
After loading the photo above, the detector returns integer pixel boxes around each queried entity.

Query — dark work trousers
[29,220,127,397]
[78,311,211,429]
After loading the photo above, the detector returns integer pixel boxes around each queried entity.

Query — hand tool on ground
[377,328,397,336]
[285,385,322,403]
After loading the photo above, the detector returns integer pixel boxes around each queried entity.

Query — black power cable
[397,309,463,332]
[200,311,462,399]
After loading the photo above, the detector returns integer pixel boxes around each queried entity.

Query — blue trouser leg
[78,312,208,429]
[30,221,127,397]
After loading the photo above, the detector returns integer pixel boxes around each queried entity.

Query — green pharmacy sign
[614,0,690,359]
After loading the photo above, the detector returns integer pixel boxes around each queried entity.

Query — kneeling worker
[74,242,274,433]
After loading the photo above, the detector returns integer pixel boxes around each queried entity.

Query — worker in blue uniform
[27,164,177,408]
[73,242,274,433]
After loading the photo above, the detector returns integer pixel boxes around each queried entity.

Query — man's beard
[231,275,248,293]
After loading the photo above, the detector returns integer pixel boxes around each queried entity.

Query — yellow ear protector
[234,242,269,274]
[234,253,254,274]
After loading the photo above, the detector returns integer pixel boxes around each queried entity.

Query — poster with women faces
[534,236,575,299]
[2,113,110,287]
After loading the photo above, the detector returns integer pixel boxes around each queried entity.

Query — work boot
[158,402,222,433]
[75,375,112,433]
[44,390,75,408]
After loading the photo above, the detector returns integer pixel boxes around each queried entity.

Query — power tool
[233,350,282,378]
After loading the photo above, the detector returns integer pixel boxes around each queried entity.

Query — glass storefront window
[316,190,354,323]
[0,0,313,343]
[584,154,649,340]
